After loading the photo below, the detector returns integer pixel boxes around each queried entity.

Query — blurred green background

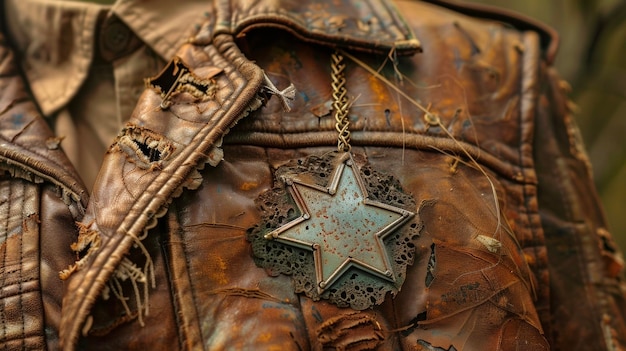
[468,0,626,252]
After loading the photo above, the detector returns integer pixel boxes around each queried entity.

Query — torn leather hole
[400,311,427,337]
[597,228,625,279]
[146,56,222,109]
[425,243,436,288]
[115,125,174,170]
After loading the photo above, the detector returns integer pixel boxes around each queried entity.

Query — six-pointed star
[265,155,414,293]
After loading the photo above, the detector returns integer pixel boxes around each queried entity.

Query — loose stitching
[224,130,523,182]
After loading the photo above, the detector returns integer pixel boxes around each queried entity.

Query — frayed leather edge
[0,161,85,218]
[59,221,101,281]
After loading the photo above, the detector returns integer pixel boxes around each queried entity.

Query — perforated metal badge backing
[248,151,421,310]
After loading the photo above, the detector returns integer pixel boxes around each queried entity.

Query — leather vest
[0,0,624,350]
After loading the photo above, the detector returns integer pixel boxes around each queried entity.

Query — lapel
[0,41,88,215]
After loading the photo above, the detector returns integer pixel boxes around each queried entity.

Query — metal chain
[331,51,351,152]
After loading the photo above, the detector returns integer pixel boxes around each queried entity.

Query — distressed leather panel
[0,179,44,350]
[59,34,265,348]
[229,2,551,328]
[229,1,539,182]
[535,68,626,349]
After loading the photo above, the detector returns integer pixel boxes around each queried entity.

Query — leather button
[97,15,141,62]
[102,20,131,53]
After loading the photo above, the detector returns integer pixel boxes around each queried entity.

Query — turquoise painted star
[265,154,414,293]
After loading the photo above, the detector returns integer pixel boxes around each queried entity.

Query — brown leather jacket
[0,0,624,350]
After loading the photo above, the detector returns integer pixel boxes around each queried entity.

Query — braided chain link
[331,51,351,152]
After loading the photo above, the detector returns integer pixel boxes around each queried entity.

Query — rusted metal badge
[248,151,420,309]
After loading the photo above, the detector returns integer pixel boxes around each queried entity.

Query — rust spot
[208,256,229,285]
[257,332,272,343]
[240,182,258,191]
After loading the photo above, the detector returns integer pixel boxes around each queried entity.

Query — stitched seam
[1,180,8,241]
[0,333,45,345]
[0,152,82,205]
[18,181,25,351]
[164,208,204,350]
[0,133,79,185]
[0,278,39,298]
[224,130,531,184]
[176,209,204,350]
[517,32,539,286]
[1,180,8,345]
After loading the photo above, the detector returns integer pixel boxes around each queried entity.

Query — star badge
[264,152,414,294]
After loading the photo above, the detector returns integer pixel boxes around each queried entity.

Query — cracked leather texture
[0,0,624,350]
